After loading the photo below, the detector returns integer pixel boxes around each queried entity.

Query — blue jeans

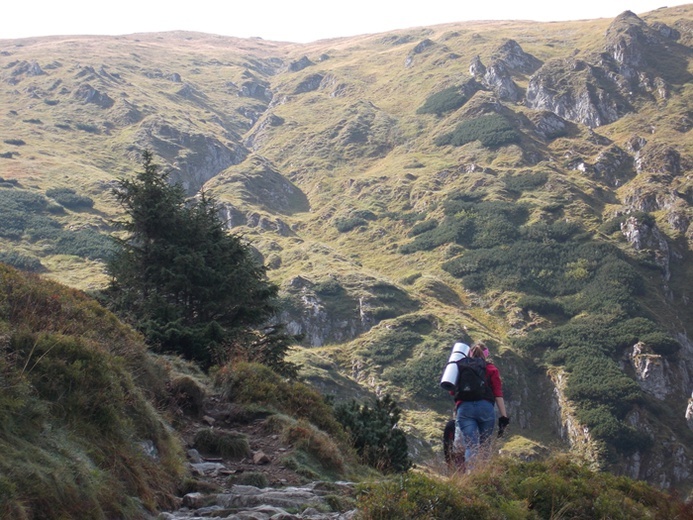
[456,400,496,465]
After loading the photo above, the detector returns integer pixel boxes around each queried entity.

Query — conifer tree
[106,151,286,370]
[334,394,411,473]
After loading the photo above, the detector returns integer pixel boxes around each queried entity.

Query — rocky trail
[155,396,359,520]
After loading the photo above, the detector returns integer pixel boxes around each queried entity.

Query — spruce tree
[106,151,285,370]
[334,394,411,473]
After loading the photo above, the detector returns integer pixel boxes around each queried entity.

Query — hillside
[1,4,693,494]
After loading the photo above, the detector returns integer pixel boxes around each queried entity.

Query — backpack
[454,356,491,401]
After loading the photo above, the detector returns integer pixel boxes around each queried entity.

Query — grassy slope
[1,4,692,489]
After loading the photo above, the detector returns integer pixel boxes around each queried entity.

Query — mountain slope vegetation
[1,4,693,494]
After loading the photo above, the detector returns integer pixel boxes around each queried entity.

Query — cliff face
[0,6,692,493]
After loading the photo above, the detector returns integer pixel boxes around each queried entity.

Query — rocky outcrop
[526,11,687,128]
[288,56,314,73]
[294,73,325,94]
[527,111,570,141]
[548,369,602,469]
[603,10,682,89]
[469,40,540,102]
[73,83,115,108]
[11,60,46,78]
[323,101,399,160]
[279,276,375,347]
[591,145,635,187]
[245,113,286,150]
[483,62,521,102]
[620,214,671,280]
[469,55,486,78]
[211,156,309,215]
[137,119,248,195]
[526,58,630,127]
[635,143,686,176]
[405,39,436,67]
[629,342,671,400]
[490,39,542,75]
[604,11,651,78]
[240,79,273,102]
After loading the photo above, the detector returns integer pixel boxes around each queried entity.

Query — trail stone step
[157,482,357,520]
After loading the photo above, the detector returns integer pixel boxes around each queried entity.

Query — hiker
[453,342,509,469]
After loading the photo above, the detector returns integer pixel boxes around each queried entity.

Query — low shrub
[357,455,692,519]
[417,85,470,115]
[640,332,681,356]
[215,362,345,438]
[334,394,411,473]
[364,329,423,364]
[281,419,346,473]
[503,171,548,193]
[335,216,368,232]
[435,114,521,148]
[193,428,250,459]
[46,187,95,210]
[384,346,450,400]
[169,375,206,417]
[408,219,438,237]
[0,251,44,272]
[75,123,100,134]
[50,228,116,260]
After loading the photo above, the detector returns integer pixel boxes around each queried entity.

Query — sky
[2,0,690,43]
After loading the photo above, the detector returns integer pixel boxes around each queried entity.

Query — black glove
[498,416,510,437]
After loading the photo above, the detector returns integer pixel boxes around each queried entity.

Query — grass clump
[356,455,693,519]
[0,264,185,519]
[215,362,346,438]
[193,428,250,459]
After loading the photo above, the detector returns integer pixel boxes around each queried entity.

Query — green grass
[0,264,185,518]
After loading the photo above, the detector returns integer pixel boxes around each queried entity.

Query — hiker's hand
[498,416,510,437]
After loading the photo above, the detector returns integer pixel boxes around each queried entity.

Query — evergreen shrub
[335,216,368,232]
[435,114,521,148]
[503,171,548,193]
[334,394,411,473]
[408,219,438,236]
[417,85,469,115]
[364,329,423,364]
[0,251,44,272]
[46,187,94,210]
